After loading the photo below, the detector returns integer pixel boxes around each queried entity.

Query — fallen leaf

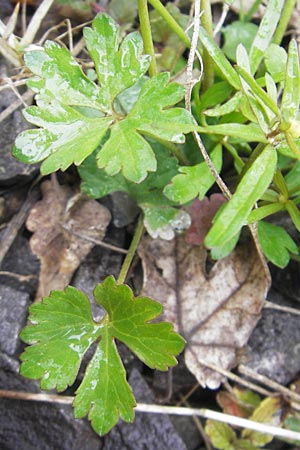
[185,195,227,245]
[139,235,268,389]
[26,179,111,300]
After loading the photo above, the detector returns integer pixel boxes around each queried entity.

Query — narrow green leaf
[249,0,284,73]
[94,276,185,370]
[197,123,267,143]
[205,145,277,248]
[281,39,300,121]
[20,287,102,391]
[235,65,280,116]
[286,199,300,230]
[199,81,233,111]
[247,203,284,223]
[73,333,136,436]
[163,145,222,204]
[204,92,242,117]
[258,221,298,268]
[198,26,240,89]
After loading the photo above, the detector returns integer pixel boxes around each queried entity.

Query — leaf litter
[139,233,269,389]
[26,178,111,300]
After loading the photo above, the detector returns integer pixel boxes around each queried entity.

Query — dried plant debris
[139,235,269,389]
[26,179,111,300]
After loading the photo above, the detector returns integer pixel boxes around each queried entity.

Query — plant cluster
[12,0,300,438]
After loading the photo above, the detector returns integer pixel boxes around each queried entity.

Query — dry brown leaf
[139,235,268,389]
[26,179,111,300]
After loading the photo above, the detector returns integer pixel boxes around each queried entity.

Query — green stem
[243,0,263,22]
[272,0,297,45]
[147,0,190,48]
[117,214,144,285]
[200,0,214,91]
[138,0,158,77]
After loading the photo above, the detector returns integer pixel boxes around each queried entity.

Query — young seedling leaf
[281,39,300,122]
[14,13,195,182]
[93,276,185,370]
[249,0,284,73]
[205,145,277,249]
[24,40,107,111]
[73,333,136,436]
[196,123,267,143]
[20,276,184,435]
[79,141,190,238]
[84,13,151,103]
[198,26,240,89]
[257,221,298,268]
[97,72,196,182]
[222,21,258,62]
[13,101,111,174]
[20,286,102,391]
[164,145,222,204]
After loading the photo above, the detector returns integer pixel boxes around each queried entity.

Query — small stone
[0,285,30,356]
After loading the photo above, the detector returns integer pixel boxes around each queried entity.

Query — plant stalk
[272,0,297,45]
[200,0,214,91]
[117,214,144,284]
[138,0,158,77]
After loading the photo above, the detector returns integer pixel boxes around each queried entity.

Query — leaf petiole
[117,214,144,284]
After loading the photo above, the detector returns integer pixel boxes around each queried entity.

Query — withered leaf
[139,235,268,389]
[26,179,111,300]
[185,195,227,246]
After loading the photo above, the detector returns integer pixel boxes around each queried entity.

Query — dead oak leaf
[26,179,111,300]
[139,235,268,389]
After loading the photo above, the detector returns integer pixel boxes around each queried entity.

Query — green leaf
[20,276,184,435]
[204,92,242,117]
[198,26,240,89]
[249,0,284,73]
[13,101,111,174]
[264,44,287,79]
[222,21,258,62]
[163,145,222,204]
[247,203,284,223]
[242,397,282,446]
[286,199,300,230]
[97,72,196,182]
[20,287,102,391]
[79,140,190,238]
[281,39,300,122]
[205,420,236,450]
[93,276,185,370]
[196,123,267,143]
[73,333,136,436]
[84,13,151,104]
[15,13,195,182]
[205,145,277,248]
[258,221,298,268]
[24,40,106,111]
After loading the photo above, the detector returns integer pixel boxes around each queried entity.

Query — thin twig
[195,357,274,398]
[62,225,128,255]
[184,1,231,199]
[0,182,40,267]
[238,365,300,405]
[0,90,33,124]
[0,79,29,93]
[1,390,300,441]
[20,0,55,48]
[0,271,36,282]
[213,3,230,36]
[264,300,300,316]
